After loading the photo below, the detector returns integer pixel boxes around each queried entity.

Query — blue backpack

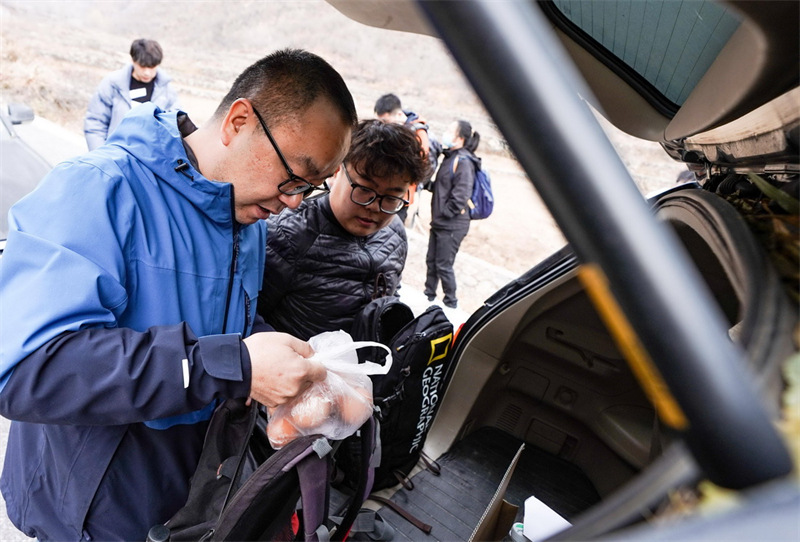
[468,166,494,220]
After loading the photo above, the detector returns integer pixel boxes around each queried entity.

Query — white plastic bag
[266,330,392,449]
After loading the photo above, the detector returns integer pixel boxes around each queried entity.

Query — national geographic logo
[427,334,452,365]
[410,333,452,453]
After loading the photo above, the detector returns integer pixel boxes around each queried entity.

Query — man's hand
[243,332,326,408]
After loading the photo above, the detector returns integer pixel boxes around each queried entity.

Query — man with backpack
[0,49,356,541]
[424,119,482,309]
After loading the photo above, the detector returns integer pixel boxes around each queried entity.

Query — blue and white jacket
[0,104,265,540]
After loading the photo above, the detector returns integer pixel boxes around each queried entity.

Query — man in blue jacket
[0,48,356,541]
[84,38,180,150]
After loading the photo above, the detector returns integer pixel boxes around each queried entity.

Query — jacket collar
[109,64,172,92]
[105,104,235,226]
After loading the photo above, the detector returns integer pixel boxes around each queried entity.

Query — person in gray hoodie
[84,38,179,150]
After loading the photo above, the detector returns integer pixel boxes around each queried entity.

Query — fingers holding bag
[244,331,327,408]
[266,331,390,449]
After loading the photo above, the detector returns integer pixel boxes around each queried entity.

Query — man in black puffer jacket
[258,119,431,340]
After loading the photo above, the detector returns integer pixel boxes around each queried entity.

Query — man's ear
[220,99,251,147]
[324,165,343,190]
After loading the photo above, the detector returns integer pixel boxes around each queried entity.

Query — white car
[0,103,51,254]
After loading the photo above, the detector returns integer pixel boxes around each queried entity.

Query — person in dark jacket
[0,49,355,541]
[424,119,481,309]
[258,119,430,340]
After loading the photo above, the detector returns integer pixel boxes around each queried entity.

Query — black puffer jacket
[431,147,480,229]
[257,195,407,340]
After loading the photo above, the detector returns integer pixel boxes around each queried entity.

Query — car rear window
[549,0,741,112]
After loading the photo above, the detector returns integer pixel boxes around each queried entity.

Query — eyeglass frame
[250,102,330,199]
[341,162,410,215]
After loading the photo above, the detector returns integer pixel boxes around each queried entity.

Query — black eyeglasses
[250,104,330,199]
[342,163,409,215]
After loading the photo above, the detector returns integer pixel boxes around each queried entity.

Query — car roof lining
[325,0,799,143]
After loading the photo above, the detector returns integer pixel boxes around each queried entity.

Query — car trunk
[366,184,796,540]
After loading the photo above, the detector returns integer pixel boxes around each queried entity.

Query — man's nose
[279,192,304,210]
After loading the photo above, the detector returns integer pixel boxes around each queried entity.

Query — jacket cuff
[198,334,244,381]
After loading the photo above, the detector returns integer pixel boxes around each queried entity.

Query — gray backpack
[146,398,377,542]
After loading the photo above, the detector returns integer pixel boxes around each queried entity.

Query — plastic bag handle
[310,341,393,376]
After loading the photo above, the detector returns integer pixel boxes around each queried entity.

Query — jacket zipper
[359,237,375,301]
[222,192,240,334]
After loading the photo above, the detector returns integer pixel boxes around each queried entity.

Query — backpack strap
[368,495,433,534]
[331,415,378,541]
[348,509,395,541]
[297,438,334,542]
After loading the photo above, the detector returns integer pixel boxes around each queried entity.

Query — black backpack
[146,398,377,542]
[340,297,454,491]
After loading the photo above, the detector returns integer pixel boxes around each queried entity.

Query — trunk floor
[371,427,600,542]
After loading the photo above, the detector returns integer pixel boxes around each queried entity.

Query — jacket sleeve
[153,70,180,111]
[257,218,297,325]
[161,81,180,111]
[167,85,180,110]
[444,155,475,218]
[387,220,408,294]
[251,313,276,333]
[84,78,114,150]
[0,161,251,426]
[0,326,251,425]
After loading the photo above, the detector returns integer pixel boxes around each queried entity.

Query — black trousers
[424,225,469,307]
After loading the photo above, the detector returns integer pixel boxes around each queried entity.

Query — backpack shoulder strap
[296,438,334,542]
[330,415,378,541]
[212,434,332,541]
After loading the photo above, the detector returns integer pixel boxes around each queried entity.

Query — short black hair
[214,48,357,129]
[374,93,402,116]
[130,39,163,67]
[348,120,431,185]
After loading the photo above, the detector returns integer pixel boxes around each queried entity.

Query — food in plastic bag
[265,415,300,449]
[266,330,392,449]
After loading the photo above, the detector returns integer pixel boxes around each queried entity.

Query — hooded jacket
[84,64,179,150]
[431,147,480,229]
[258,195,407,341]
[0,104,263,540]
